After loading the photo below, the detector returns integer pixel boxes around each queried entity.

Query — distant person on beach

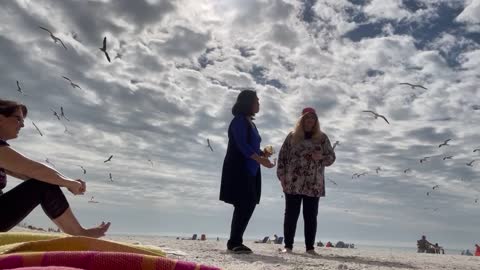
[326,241,333,248]
[0,99,110,237]
[277,107,336,255]
[434,243,444,254]
[417,235,435,253]
[220,90,275,254]
[475,244,480,256]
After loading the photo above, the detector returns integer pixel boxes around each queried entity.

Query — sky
[1,0,480,249]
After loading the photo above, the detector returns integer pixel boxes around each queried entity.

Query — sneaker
[306,249,319,256]
[228,245,253,254]
[279,248,293,254]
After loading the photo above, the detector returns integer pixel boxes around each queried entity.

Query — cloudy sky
[1,0,480,249]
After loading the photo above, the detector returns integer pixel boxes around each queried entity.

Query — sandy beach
[104,234,479,270]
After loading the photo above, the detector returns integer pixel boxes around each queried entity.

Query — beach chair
[192,234,197,240]
[274,237,284,244]
[254,236,269,243]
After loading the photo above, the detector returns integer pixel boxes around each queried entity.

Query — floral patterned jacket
[276,132,336,197]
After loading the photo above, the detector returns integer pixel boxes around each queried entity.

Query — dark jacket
[220,115,262,205]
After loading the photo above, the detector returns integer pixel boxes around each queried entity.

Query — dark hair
[0,99,28,118]
[232,90,257,116]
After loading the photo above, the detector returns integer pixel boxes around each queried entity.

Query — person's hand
[312,151,324,161]
[262,150,273,158]
[258,156,275,168]
[66,179,86,195]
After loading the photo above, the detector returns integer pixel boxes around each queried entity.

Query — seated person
[465,249,473,256]
[326,241,333,248]
[475,244,480,256]
[317,241,324,247]
[433,243,444,254]
[0,99,110,237]
[417,235,435,253]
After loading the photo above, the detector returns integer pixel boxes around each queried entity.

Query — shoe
[228,244,253,254]
[306,249,319,256]
[279,248,293,254]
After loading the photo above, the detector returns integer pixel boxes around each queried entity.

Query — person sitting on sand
[465,249,473,256]
[475,244,480,256]
[317,241,324,247]
[0,99,110,237]
[417,235,434,253]
[433,243,444,254]
[326,241,333,248]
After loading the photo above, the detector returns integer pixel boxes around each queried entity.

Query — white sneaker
[279,248,293,254]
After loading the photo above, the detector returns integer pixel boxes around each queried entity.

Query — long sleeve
[322,134,336,167]
[230,116,257,159]
[277,133,291,181]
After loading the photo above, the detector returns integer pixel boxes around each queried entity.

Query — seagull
[78,165,86,174]
[62,76,81,89]
[104,155,113,163]
[398,82,427,90]
[442,156,453,160]
[109,173,113,182]
[88,196,99,203]
[471,105,480,111]
[147,159,154,167]
[332,141,340,150]
[466,160,477,167]
[475,198,478,203]
[404,168,411,174]
[39,26,67,50]
[375,167,382,174]
[115,52,123,59]
[31,121,43,136]
[426,191,430,196]
[59,107,70,121]
[352,173,359,179]
[432,185,439,190]
[358,172,368,177]
[420,157,430,163]
[328,179,337,186]
[207,139,214,152]
[473,148,480,153]
[16,81,26,96]
[50,109,61,120]
[362,110,390,124]
[438,139,451,148]
[99,37,111,63]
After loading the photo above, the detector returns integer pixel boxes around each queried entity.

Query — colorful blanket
[0,251,221,270]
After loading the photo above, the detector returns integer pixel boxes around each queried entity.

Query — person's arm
[277,133,291,181]
[321,135,336,167]
[5,169,30,180]
[0,146,77,189]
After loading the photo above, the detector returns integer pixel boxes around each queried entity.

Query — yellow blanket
[0,232,165,257]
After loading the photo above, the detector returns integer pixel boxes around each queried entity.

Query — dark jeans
[0,179,69,231]
[227,202,256,249]
[283,193,320,251]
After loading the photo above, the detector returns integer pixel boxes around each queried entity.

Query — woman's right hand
[65,179,86,195]
[258,156,275,168]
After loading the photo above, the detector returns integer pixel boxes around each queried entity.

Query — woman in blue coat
[220,90,275,254]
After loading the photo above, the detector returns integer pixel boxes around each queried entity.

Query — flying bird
[466,160,477,167]
[438,139,451,148]
[99,37,111,63]
[207,139,214,152]
[147,159,154,167]
[62,76,81,89]
[362,110,390,124]
[60,107,70,121]
[50,109,61,120]
[432,185,439,190]
[442,156,453,160]
[352,173,359,179]
[398,82,427,90]
[88,196,99,203]
[16,81,26,96]
[475,198,478,203]
[78,165,86,174]
[104,155,113,163]
[375,167,382,174]
[426,192,430,196]
[404,168,411,174]
[31,121,43,136]
[109,173,113,182]
[473,148,480,153]
[45,158,56,168]
[332,141,340,150]
[328,179,337,186]
[420,157,430,163]
[39,26,67,50]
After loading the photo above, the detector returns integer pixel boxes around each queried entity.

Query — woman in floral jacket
[277,107,336,254]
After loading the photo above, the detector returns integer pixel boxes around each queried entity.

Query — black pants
[283,193,320,251]
[227,202,256,249]
[0,179,70,232]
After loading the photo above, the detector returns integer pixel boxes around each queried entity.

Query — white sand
[106,235,480,270]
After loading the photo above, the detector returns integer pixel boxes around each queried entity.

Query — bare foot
[81,221,111,238]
